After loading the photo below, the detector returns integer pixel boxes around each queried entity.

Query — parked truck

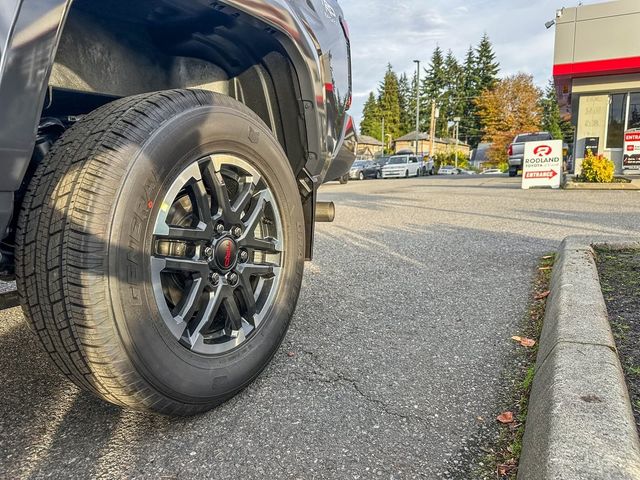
[0,0,354,415]
[507,132,554,177]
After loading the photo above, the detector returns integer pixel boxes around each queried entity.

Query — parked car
[381,155,421,178]
[480,168,504,175]
[350,160,382,180]
[0,0,353,415]
[376,156,392,168]
[457,169,477,175]
[507,132,553,177]
[438,166,459,175]
[419,157,436,176]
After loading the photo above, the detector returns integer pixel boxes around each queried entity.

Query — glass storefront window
[628,93,640,130]
[606,93,627,149]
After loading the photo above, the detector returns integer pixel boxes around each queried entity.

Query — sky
[341,0,601,128]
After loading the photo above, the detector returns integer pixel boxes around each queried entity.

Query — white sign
[623,129,640,173]
[522,140,563,190]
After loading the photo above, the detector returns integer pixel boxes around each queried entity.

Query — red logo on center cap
[533,145,553,156]
[224,241,233,268]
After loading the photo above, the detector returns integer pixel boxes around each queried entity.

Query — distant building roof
[395,131,469,146]
[396,131,430,142]
[357,135,383,146]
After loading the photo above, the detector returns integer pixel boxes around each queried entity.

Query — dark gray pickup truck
[0,0,354,415]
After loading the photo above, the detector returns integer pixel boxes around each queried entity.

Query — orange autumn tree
[475,73,543,165]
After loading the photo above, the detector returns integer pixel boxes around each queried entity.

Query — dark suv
[0,0,354,415]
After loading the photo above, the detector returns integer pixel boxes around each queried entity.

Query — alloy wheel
[151,155,283,355]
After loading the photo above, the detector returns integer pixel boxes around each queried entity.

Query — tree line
[360,34,574,165]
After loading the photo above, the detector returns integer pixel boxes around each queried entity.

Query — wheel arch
[0,0,330,258]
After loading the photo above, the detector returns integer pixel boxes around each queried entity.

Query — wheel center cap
[214,237,238,272]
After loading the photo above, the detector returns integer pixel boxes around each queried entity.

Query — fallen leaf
[287,352,296,358]
[520,338,536,348]
[511,336,536,348]
[498,459,517,476]
[497,411,514,424]
[535,290,551,300]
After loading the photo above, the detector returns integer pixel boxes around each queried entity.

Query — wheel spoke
[152,256,210,277]
[185,287,226,348]
[188,179,214,228]
[238,262,276,279]
[232,181,257,216]
[224,296,243,332]
[201,157,234,223]
[157,226,210,242]
[236,276,257,319]
[243,191,268,233]
[172,277,205,324]
[242,236,280,254]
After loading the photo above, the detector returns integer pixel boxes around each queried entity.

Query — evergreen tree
[360,92,382,139]
[378,64,402,141]
[541,79,574,143]
[439,50,463,137]
[464,35,501,147]
[421,46,446,103]
[475,33,500,92]
[461,46,480,145]
[398,73,413,136]
[420,47,446,138]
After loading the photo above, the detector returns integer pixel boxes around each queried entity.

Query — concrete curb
[564,181,640,190]
[518,236,640,480]
[563,175,640,190]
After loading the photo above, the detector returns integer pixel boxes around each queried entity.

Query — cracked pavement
[1,175,639,479]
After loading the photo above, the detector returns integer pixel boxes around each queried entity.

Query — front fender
[219,0,352,182]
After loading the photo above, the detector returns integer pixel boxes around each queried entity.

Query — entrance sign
[623,129,640,173]
[522,140,563,190]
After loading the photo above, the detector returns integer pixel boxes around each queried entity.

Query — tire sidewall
[108,105,304,405]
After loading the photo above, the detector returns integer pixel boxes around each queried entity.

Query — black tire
[15,89,305,415]
[339,174,349,185]
[509,167,518,177]
[405,170,409,178]
[358,171,365,181]
[376,171,381,179]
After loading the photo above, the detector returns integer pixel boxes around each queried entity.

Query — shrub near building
[581,150,615,183]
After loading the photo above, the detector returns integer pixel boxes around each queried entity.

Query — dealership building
[553,0,640,174]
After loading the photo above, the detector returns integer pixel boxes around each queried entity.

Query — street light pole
[381,117,385,155]
[413,60,421,156]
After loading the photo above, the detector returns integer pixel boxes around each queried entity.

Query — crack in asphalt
[289,349,434,428]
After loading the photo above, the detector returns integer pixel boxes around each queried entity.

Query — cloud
[341,0,599,127]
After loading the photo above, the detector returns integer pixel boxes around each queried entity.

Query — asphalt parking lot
[2,175,639,479]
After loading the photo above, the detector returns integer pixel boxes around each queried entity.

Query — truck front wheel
[16,90,305,415]
[509,167,518,177]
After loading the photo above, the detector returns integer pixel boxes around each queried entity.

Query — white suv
[381,155,421,178]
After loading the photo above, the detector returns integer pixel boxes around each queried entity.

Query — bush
[581,150,615,183]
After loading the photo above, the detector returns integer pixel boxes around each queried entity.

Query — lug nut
[239,249,249,263]
[227,272,239,286]
[210,272,220,285]
[215,223,225,235]
[204,246,214,259]
[232,226,243,238]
